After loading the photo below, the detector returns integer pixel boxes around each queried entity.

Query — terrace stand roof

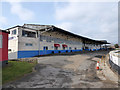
[23,24,110,44]
[6,25,21,30]
[6,25,38,31]
[23,24,53,31]
[24,24,52,27]
[51,26,110,44]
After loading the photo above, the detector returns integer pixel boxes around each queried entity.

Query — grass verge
[2,61,36,84]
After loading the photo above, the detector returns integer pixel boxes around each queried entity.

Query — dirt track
[3,51,118,88]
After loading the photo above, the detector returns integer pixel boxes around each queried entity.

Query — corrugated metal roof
[23,24,110,44]
[23,24,53,31]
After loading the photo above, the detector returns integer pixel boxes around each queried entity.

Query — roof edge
[6,25,21,30]
[0,30,10,34]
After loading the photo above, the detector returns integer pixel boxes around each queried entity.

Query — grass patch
[2,61,36,84]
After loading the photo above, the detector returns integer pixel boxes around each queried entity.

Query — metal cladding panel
[0,31,8,61]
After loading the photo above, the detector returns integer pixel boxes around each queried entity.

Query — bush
[114,44,119,48]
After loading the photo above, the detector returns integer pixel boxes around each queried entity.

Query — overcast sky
[0,0,118,44]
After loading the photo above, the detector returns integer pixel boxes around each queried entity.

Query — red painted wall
[0,31,8,61]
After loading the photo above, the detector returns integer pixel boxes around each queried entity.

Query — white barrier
[109,50,120,67]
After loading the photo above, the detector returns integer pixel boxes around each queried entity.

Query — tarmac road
[3,50,118,88]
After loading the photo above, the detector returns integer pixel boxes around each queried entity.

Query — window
[85,46,88,49]
[46,47,48,50]
[0,35,2,48]
[75,47,77,50]
[54,47,58,50]
[43,46,48,50]
[25,43,33,46]
[69,47,71,50]
[12,30,16,35]
[22,30,36,38]
[63,47,65,50]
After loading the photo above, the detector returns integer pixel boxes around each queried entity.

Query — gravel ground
[3,50,118,88]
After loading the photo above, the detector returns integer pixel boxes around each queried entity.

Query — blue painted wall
[17,48,103,58]
[17,49,83,58]
[18,50,39,58]
[92,49,96,51]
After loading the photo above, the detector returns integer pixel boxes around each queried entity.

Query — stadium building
[7,24,109,59]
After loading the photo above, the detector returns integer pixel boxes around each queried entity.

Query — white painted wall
[8,27,19,59]
[38,35,83,50]
[39,41,54,50]
[109,50,120,67]
[8,52,18,59]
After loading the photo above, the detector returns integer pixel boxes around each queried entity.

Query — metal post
[102,56,103,63]
[100,44,101,50]
[104,54,105,66]
[38,31,40,56]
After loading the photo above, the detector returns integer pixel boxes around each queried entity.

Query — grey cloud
[55,2,118,44]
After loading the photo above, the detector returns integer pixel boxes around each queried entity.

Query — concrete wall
[109,50,120,74]
[109,50,120,67]
[18,27,39,51]
[18,37,39,51]
[42,30,83,43]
